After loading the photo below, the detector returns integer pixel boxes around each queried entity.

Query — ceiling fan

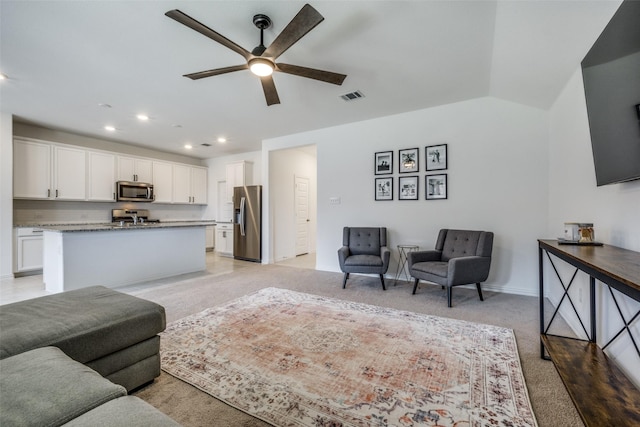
[165,3,347,106]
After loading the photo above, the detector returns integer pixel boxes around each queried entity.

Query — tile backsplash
[14,200,208,225]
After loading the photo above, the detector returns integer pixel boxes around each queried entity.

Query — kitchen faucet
[128,213,138,225]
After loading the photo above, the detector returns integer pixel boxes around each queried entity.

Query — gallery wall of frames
[374,144,448,201]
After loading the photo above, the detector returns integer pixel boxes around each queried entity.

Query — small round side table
[395,245,419,284]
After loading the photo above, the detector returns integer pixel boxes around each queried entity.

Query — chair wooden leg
[447,287,453,307]
[412,278,419,294]
[476,283,484,301]
[342,273,349,289]
[379,274,386,291]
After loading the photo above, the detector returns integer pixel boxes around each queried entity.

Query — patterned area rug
[160,288,538,427]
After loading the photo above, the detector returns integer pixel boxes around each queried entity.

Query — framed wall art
[426,174,447,200]
[374,151,393,175]
[375,177,393,201]
[399,148,419,173]
[399,176,419,200]
[426,143,447,171]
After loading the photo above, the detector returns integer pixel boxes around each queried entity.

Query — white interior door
[295,176,310,256]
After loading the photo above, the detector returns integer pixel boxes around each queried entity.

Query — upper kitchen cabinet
[53,146,86,200]
[173,165,208,205]
[117,156,153,183]
[87,151,116,202]
[191,167,208,204]
[14,138,51,199]
[152,161,173,204]
[13,138,86,201]
[14,137,208,204]
[225,161,252,203]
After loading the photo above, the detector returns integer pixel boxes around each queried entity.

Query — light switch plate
[329,197,341,205]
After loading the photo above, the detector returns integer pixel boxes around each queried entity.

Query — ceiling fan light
[249,58,274,77]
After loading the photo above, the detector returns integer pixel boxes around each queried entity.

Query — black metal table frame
[538,240,640,361]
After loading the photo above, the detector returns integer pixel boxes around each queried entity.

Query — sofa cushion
[63,396,181,427]
[0,346,126,427]
[0,286,166,362]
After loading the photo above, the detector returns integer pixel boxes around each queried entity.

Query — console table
[538,239,640,426]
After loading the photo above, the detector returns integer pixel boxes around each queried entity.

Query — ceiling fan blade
[263,4,324,60]
[184,64,248,80]
[276,63,346,85]
[260,76,281,106]
[166,9,252,61]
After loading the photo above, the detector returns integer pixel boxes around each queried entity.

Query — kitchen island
[39,221,214,292]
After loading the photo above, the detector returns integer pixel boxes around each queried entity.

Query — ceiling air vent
[201,143,212,147]
[340,90,365,102]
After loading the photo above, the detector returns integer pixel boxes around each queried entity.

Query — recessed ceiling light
[136,114,149,121]
[104,125,116,132]
[98,103,112,108]
[172,124,182,128]
[217,137,227,143]
[0,73,8,80]
[184,144,192,149]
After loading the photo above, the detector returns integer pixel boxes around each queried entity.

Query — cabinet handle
[47,189,50,198]
[113,192,116,200]
[55,189,59,198]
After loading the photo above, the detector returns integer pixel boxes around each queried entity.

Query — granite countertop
[32,220,217,233]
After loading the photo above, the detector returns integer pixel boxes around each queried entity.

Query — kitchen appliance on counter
[233,185,262,262]
[116,181,155,202]
[111,209,160,225]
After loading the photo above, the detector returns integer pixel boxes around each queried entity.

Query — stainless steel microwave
[116,181,155,202]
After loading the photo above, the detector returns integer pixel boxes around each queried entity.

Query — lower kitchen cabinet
[15,228,44,273]
[215,224,233,257]
[206,226,215,251]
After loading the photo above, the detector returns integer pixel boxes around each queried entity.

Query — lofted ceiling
[0,1,621,159]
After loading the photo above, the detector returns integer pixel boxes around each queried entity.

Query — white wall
[0,113,14,279]
[265,96,549,296]
[548,68,640,386]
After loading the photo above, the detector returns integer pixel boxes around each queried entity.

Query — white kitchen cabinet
[117,156,153,183]
[13,137,208,205]
[191,166,208,204]
[13,138,51,199]
[206,225,215,251]
[53,146,86,200]
[87,151,116,201]
[14,138,86,200]
[15,228,44,273]
[152,161,173,203]
[225,161,252,203]
[173,165,208,205]
[215,224,233,257]
[172,164,191,204]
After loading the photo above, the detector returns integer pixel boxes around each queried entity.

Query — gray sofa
[0,286,179,426]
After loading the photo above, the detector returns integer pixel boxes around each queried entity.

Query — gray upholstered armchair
[408,229,494,307]
[338,227,391,290]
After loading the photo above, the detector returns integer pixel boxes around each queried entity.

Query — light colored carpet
[130,263,583,427]
[160,287,537,426]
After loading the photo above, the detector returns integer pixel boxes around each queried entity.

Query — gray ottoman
[0,286,166,391]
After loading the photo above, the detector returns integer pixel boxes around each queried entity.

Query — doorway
[270,145,317,264]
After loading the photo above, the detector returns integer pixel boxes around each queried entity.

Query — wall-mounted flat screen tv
[581,0,640,186]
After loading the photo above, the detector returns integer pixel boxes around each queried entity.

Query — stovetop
[111,208,160,224]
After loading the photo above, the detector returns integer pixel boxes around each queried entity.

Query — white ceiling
[0,1,621,159]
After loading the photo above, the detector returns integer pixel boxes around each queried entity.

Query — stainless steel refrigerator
[233,185,262,262]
